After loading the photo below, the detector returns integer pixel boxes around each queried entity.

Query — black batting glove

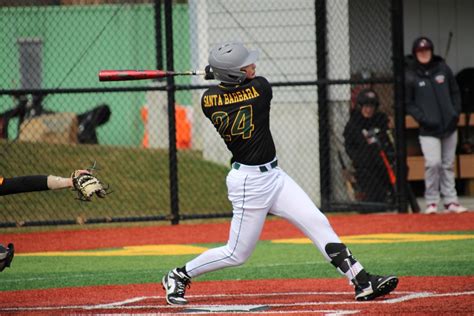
[204,65,215,80]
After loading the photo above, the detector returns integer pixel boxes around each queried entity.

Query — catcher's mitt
[0,243,14,272]
[72,170,108,201]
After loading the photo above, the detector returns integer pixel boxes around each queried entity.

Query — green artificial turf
[1,233,472,291]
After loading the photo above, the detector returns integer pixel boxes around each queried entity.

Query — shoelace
[176,278,191,296]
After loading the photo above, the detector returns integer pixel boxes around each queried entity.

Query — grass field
[0,140,231,224]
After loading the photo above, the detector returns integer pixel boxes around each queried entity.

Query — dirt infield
[1,212,473,315]
[1,277,473,315]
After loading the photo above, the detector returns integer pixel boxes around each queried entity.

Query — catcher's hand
[204,65,215,80]
[0,243,14,272]
[71,169,108,201]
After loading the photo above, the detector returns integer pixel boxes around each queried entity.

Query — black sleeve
[377,113,389,131]
[0,175,49,196]
[343,120,361,162]
[256,77,273,102]
[405,70,427,125]
[377,113,393,150]
[344,116,384,167]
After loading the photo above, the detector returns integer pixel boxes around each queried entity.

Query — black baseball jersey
[201,76,276,165]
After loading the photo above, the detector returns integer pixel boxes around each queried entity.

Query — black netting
[0,0,406,227]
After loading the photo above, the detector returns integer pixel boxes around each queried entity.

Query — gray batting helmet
[208,42,259,84]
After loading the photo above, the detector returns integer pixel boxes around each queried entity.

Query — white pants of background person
[419,130,458,207]
[185,158,342,277]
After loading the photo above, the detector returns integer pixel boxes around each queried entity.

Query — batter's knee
[225,245,252,267]
[228,256,247,266]
[305,207,331,227]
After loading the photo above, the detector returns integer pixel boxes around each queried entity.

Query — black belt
[232,160,278,172]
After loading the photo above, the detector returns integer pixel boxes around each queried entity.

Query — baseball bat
[381,130,421,213]
[444,31,453,59]
[98,69,206,81]
[338,150,356,201]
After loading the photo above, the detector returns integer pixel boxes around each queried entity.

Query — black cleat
[162,268,191,305]
[355,274,398,301]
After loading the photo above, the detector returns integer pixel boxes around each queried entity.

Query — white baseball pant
[185,158,342,278]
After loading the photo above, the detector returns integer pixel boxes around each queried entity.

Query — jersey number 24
[211,105,255,142]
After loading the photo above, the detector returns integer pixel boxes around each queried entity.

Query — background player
[161,41,398,305]
[344,88,393,202]
[405,36,466,214]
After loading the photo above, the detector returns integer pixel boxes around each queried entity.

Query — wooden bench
[406,114,474,181]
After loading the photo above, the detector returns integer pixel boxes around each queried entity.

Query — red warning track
[3,212,474,252]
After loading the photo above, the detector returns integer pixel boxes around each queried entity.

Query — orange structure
[141,105,191,149]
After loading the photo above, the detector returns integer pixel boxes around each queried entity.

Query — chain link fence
[0,0,407,227]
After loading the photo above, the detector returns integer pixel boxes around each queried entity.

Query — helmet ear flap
[211,67,247,84]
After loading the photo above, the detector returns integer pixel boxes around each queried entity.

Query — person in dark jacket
[344,88,392,202]
[405,36,466,214]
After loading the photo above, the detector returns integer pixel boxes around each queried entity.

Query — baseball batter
[162,41,398,305]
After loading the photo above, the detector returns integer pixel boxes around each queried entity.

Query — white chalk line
[1,290,473,313]
[173,311,360,315]
[90,310,360,316]
[381,290,474,304]
[85,291,419,308]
